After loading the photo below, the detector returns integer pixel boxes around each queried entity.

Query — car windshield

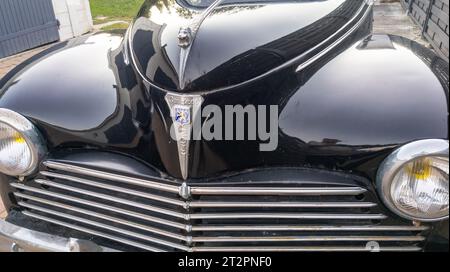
[180,0,328,8]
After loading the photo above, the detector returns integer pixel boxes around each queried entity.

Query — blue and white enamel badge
[165,94,203,180]
[174,106,191,126]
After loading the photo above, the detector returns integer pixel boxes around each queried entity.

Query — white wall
[52,0,93,41]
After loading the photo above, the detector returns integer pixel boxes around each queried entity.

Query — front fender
[0,32,158,168]
[0,33,126,144]
[280,34,449,147]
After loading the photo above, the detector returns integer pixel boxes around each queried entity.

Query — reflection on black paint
[132,29,156,72]
[130,0,363,92]
[104,107,138,143]
[185,0,363,91]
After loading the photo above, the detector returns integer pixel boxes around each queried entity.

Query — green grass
[101,22,130,31]
[90,0,145,23]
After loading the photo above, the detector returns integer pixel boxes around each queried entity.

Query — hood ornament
[178,0,225,46]
[177,0,226,88]
[178,27,192,48]
[165,93,203,180]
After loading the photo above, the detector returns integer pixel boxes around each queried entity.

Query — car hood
[129,0,366,92]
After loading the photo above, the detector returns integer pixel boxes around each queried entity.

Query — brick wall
[401,0,449,61]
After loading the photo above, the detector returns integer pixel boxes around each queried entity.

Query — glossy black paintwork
[0,35,121,132]
[0,1,448,184]
[130,0,366,91]
[0,0,448,251]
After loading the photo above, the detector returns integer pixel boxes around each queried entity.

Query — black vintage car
[0,0,448,252]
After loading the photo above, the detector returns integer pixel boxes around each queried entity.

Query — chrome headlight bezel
[0,108,46,177]
[377,139,449,222]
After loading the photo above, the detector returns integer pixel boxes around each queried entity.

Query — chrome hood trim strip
[128,1,372,94]
[177,0,226,90]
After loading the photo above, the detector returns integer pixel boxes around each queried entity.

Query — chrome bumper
[0,219,117,252]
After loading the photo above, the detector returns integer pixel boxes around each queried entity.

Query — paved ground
[0,200,5,219]
[374,0,432,48]
[0,44,53,79]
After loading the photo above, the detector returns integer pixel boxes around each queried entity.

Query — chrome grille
[12,160,428,252]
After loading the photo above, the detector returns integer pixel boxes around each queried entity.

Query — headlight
[377,139,449,222]
[0,108,46,176]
